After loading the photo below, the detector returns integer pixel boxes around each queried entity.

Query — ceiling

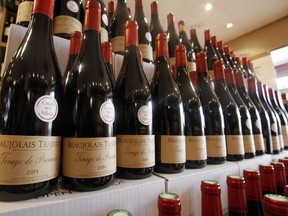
[103,0,288,46]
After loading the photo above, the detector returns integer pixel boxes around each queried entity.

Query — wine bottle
[271,162,286,195]
[150,1,164,61]
[259,165,277,196]
[62,0,116,191]
[281,93,288,113]
[263,194,288,216]
[151,33,185,174]
[211,36,222,62]
[134,0,153,64]
[166,13,180,67]
[175,44,207,169]
[242,57,254,78]
[278,158,288,184]
[203,29,218,81]
[225,67,256,159]
[178,20,196,73]
[257,82,280,154]
[217,40,230,68]
[107,0,115,34]
[246,76,272,154]
[196,52,226,164]
[114,20,155,179]
[63,31,82,85]
[101,41,115,90]
[158,192,181,216]
[201,180,222,216]
[0,0,63,201]
[16,0,34,27]
[109,0,130,55]
[234,71,265,156]
[224,46,237,72]
[227,175,248,216]
[53,0,84,39]
[243,169,264,216]
[213,60,244,161]
[275,90,288,119]
[96,0,109,43]
[190,28,203,54]
[107,209,133,216]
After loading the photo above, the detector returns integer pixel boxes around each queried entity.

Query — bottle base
[185,160,207,169]
[244,153,255,159]
[115,167,153,179]
[273,150,280,155]
[227,154,244,161]
[255,150,265,156]
[154,163,185,174]
[207,157,226,164]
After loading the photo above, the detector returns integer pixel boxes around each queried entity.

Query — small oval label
[137,105,152,126]
[100,101,115,124]
[66,0,79,13]
[102,14,108,26]
[34,95,58,122]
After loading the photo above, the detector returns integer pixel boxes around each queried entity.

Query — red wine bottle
[62,0,116,191]
[0,0,63,201]
[213,60,244,161]
[257,82,280,154]
[259,165,277,196]
[175,45,207,169]
[211,36,222,62]
[96,0,109,43]
[166,13,180,67]
[234,72,265,156]
[196,52,226,164]
[243,169,264,216]
[107,0,115,34]
[53,0,84,39]
[114,20,155,179]
[242,57,254,78]
[63,31,82,85]
[151,33,185,174]
[275,90,288,120]
[247,76,272,154]
[227,175,248,216]
[278,158,288,184]
[178,20,196,73]
[101,41,115,90]
[150,1,164,61]
[225,67,256,159]
[134,0,153,64]
[109,0,130,55]
[281,93,288,113]
[16,0,34,27]
[203,29,219,81]
[201,180,222,216]
[271,162,286,195]
[224,46,237,72]
[190,28,203,54]
[217,40,230,68]
[263,194,288,216]
[158,192,181,216]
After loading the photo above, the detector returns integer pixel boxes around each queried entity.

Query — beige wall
[226,16,288,60]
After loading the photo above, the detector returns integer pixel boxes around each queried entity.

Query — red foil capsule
[259,164,277,195]
[201,180,222,216]
[271,162,286,195]
[158,192,181,216]
[278,158,288,184]
[263,194,288,216]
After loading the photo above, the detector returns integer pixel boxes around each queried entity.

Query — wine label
[263,137,267,152]
[63,137,116,178]
[243,135,255,153]
[101,27,109,43]
[137,105,152,126]
[207,69,215,81]
[186,136,207,160]
[272,135,281,151]
[253,134,265,151]
[117,135,155,168]
[53,15,82,35]
[16,1,33,24]
[34,95,58,122]
[66,0,79,13]
[0,135,61,185]
[145,32,152,43]
[206,135,226,157]
[102,14,108,27]
[187,61,196,72]
[279,134,284,150]
[245,119,252,130]
[255,119,262,130]
[99,100,115,125]
[160,135,186,163]
[226,135,245,155]
[169,57,176,68]
[111,36,125,53]
[271,123,277,133]
[281,125,288,148]
[138,44,153,62]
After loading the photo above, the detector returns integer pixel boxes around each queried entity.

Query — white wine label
[161,135,186,163]
[138,44,153,62]
[53,15,82,35]
[63,137,116,178]
[281,125,288,148]
[117,135,155,168]
[253,134,265,151]
[207,69,215,81]
[137,105,152,126]
[16,1,33,24]
[279,134,284,150]
[245,119,252,130]
[186,136,207,160]
[111,36,125,53]
[187,61,196,72]
[226,135,245,155]
[102,14,108,26]
[255,119,262,130]
[271,123,277,133]
[101,27,109,43]
[66,0,79,13]
[169,57,176,68]
[243,135,255,153]
[34,95,58,122]
[145,32,152,42]
[263,137,267,152]
[0,135,61,185]
[206,135,227,157]
[100,100,115,125]
[272,135,281,151]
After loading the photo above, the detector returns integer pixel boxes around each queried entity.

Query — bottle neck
[204,30,211,43]
[134,0,145,19]
[84,1,101,32]
[156,36,169,58]
[213,61,224,81]
[175,50,187,67]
